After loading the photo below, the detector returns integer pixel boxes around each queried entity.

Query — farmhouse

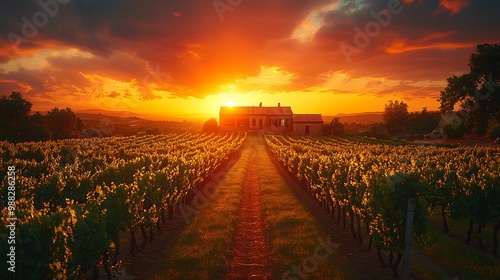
[293,114,324,136]
[219,103,323,136]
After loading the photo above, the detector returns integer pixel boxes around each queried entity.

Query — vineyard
[0,133,246,279]
[1,133,499,279]
[264,135,500,278]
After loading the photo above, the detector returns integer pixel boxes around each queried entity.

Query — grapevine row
[0,132,246,279]
[264,135,500,278]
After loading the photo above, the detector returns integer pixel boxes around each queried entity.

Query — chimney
[278,102,281,108]
[259,102,262,107]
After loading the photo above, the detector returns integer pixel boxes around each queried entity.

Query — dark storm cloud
[307,0,500,80]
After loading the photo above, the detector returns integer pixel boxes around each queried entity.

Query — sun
[226,102,235,107]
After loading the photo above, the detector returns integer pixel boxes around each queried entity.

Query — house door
[259,119,263,129]
[305,125,310,135]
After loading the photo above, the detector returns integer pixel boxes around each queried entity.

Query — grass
[149,146,248,279]
[416,210,500,280]
[254,135,354,279]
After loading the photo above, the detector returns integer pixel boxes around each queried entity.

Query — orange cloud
[437,0,471,15]
[0,0,498,116]
[385,32,475,53]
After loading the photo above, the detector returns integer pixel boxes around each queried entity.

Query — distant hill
[323,112,384,125]
[75,109,215,121]
[76,111,203,136]
[76,109,152,119]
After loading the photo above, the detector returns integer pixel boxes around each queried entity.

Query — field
[1,133,500,279]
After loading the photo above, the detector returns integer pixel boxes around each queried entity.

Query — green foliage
[370,173,429,252]
[265,133,500,276]
[0,133,247,279]
[68,202,110,276]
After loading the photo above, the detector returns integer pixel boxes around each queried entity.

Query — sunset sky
[0,0,499,119]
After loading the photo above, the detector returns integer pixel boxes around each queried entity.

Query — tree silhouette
[23,112,51,141]
[439,43,500,136]
[45,107,84,140]
[0,92,33,142]
[0,92,85,142]
[202,118,219,133]
[330,117,345,136]
[383,100,408,135]
[407,109,440,135]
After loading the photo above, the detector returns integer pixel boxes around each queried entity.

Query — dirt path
[225,142,273,279]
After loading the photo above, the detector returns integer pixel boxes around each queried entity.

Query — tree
[202,118,219,133]
[23,112,51,142]
[439,43,500,136]
[330,117,345,136]
[322,124,332,136]
[0,92,33,142]
[45,107,84,140]
[383,100,408,135]
[364,123,390,140]
[407,108,441,135]
[442,122,465,139]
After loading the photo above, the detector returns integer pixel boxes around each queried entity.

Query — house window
[238,119,248,127]
[272,119,278,127]
[280,119,285,127]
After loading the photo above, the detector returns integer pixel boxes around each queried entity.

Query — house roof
[220,106,293,116]
[293,114,324,123]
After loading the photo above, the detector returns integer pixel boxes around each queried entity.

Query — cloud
[437,0,471,15]
[0,0,498,106]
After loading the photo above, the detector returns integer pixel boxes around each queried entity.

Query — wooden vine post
[403,198,416,280]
